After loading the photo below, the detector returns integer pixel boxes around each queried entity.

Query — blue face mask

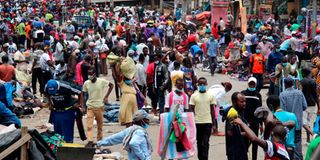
[198,86,207,92]
[256,49,261,53]
[282,63,288,67]
[276,49,280,52]
[248,87,256,91]
[142,124,149,129]
[124,80,132,85]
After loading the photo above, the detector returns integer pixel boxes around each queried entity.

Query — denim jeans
[294,130,303,160]
[208,56,217,75]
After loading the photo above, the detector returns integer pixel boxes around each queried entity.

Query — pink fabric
[157,112,196,159]
[75,61,84,85]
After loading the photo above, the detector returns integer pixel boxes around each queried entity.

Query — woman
[115,57,138,127]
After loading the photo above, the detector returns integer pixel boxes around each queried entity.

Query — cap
[132,110,151,122]
[291,31,297,35]
[222,82,232,91]
[45,80,59,95]
[89,42,96,46]
[67,20,71,23]
[147,38,153,42]
[248,77,257,84]
[74,35,80,39]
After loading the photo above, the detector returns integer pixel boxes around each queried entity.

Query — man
[165,22,174,48]
[81,54,92,82]
[55,35,66,64]
[190,77,216,160]
[82,68,113,146]
[66,20,75,40]
[280,77,307,160]
[225,92,248,160]
[153,53,169,115]
[165,78,188,113]
[146,55,157,115]
[170,61,184,90]
[46,79,83,143]
[267,95,298,160]
[40,47,54,94]
[16,20,26,46]
[241,77,262,160]
[135,54,147,95]
[300,68,319,142]
[97,110,152,160]
[206,35,219,76]
[249,45,265,92]
[34,26,45,44]
[267,45,282,95]
[0,55,15,82]
[209,82,232,136]
[219,17,226,30]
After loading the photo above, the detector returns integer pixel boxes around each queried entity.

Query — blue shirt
[206,39,218,57]
[280,39,291,51]
[0,102,21,128]
[97,125,152,160]
[267,52,283,72]
[280,87,307,130]
[274,110,298,148]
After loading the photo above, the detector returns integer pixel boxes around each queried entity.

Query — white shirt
[136,43,148,55]
[220,19,225,30]
[209,84,226,107]
[97,18,104,28]
[245,33,253,46]
[165,91,189,114]
[40,53,51,71]
[135,62,147,86]
[166,25,174,37]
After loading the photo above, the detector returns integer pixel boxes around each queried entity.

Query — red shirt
[0,64,15,82]
[146,62,155,85]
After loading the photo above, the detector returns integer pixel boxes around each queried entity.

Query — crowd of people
[0,0,320,160]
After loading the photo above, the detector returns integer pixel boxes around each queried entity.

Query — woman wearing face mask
[97,110,152,160]
[115,57,138,128]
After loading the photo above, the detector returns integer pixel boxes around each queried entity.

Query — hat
[45,80,59,95]
[74,35,80,40]
[67,20,71,23]
[132,110,151,122]
[74,49,80,54]
[89,42,96,47]
[248,77,257,84]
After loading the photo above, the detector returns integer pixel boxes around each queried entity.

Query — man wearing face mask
[190,77,216,160]
[82,68,114,147]
[274,56,291,95]
[267,45,283,95]
[165,78,188,113]
[241,77,262,160]
[153,53,169,115]
[97,110,152,160]
[249,46,265,92]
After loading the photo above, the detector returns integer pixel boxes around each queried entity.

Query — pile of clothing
[103,102,120,123]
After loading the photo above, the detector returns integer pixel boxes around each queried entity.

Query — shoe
[85,141,94,148]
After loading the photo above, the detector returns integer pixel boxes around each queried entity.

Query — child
[234,118,290,160]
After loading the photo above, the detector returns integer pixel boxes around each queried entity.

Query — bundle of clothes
[103,102,120,123]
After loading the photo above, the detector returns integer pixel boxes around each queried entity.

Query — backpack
[75,61,84,85]
[168,91,187,109]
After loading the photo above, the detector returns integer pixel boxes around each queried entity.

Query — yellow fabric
[118,81,138,125]
[189,91,216,124]
[120,57,136,79]
[82,78,110,108]
[227,107,238,119]
[61,143,84,147]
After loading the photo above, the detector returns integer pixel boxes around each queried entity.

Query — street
[21,67,309,160]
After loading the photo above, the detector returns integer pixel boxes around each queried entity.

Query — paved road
[21,67,309,159]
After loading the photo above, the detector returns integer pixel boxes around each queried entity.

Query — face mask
[175,88,183,93]
[142,124,149,129]
[282,63,288,67]
[248,87,256,91]
[124,80,132,85]
[276,49,280,52]
[154,60,159,64]
[256,49,261,53]
[198,86,207,92]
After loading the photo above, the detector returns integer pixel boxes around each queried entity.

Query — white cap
[89,42,96,46]
[248,77,257,84]
[67,20,71,23]
[147,38,153,42]
[292,31,297,35]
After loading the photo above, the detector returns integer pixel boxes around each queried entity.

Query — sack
[120,57,136,79]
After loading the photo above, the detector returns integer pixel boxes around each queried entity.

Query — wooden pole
[20,127,28,160]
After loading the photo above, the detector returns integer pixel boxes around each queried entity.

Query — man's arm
[104,82,114,103]
[234,118,267,150]
[97,129,128,146]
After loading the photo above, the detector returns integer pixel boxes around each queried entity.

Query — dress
[119,81,138,125]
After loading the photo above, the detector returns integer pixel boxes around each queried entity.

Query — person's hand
[259,125,264,134]
[233,118,243,125]
[212,126,217,133]
[104,97,109,104]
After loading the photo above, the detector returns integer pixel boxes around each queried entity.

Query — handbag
[134,84,145,109]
